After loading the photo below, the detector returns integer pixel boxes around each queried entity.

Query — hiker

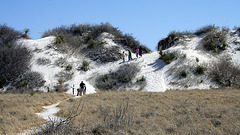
[122,51,125,62]
[139,46,143,57]
[128,50,132,61]
[136,48,139,58]
[77,81,86,96]
[72,84,75,95]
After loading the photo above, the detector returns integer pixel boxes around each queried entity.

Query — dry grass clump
[57,89,240,134]
[0,92,73,134]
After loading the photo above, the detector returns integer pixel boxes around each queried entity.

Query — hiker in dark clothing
[77,81,86,96]
[128,50,132,61]
[139,46,143,57]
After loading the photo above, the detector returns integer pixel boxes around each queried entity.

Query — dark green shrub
[82,61,89,71]
[55,35,65,44]
[137,76,146,82]
[20,80,29,87]
[0,76,6,88]
[179,70,187,78]
[29,90,35,96]
[195,66,205,75]
[87,39,97,48]
[160,53,176,64]
[65,65,72,71]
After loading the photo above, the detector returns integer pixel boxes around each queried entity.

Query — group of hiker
[72,81,86,96]
[122,46,143,62]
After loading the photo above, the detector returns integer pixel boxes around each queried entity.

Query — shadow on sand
[147,59,166,72]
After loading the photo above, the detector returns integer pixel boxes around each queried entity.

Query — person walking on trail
[139,46,143,57]
[122,51,126,62]
[128,50,132,61]
[77,81,86,96]
[136,48,139,58]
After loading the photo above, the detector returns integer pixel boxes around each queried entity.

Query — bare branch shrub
[194,24,218,36]
[0,24,22,47]
[86,45,122,63]
[209,57,240,87]
[96,64,140,90]
[36,57,51,65]
[94,99,134,133]
[54,57,67,67]
[0,25,32,86]
[55,71,73,82]
[0,44,32,83]
[35,101,84,135]
[157,30,193,50]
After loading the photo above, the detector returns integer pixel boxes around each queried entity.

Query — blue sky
[1,0,239,50]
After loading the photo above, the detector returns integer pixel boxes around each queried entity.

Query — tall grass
[56,89,240,134]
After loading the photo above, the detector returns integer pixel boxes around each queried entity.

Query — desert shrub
[179,70,187,78]
[42,23,151,56]
[21,28,30,39]
[35,102,84,135]
[201,28,229,52]
[137,76,146,82]
[8,72,45,93]
[195,66,205,75]
[0,24,22,47]
[194,24,218,36]
[55,71,73,82]
[36,57,51,65]
[0,44,32,83]
[55,34,65,44]
[209,58,240,87]
[96,64,139,90]
[55,79,68,92]
[157,31,193,51]
[0,76,6,88]
[0,25,32,84]
[15,72,45,88]
[160,52,176,64]
[54,57,67,67]
[96,99,134,132]
[82,61,89,71]
[87,39,106,48]
[65,65,72,71]
[86,45,122,63]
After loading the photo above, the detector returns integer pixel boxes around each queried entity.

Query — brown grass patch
[56,89,240,134]
[0,92,73,135]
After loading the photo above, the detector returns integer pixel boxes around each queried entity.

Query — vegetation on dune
[42,22,151,56]
[201,27,229,52]
[160,52,176,64]
[0,25,33,89]
[157,24,230,51]
[95,64,140,90]
[209,56,240,87]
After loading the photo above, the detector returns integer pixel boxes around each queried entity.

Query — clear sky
[1,0,239,50]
